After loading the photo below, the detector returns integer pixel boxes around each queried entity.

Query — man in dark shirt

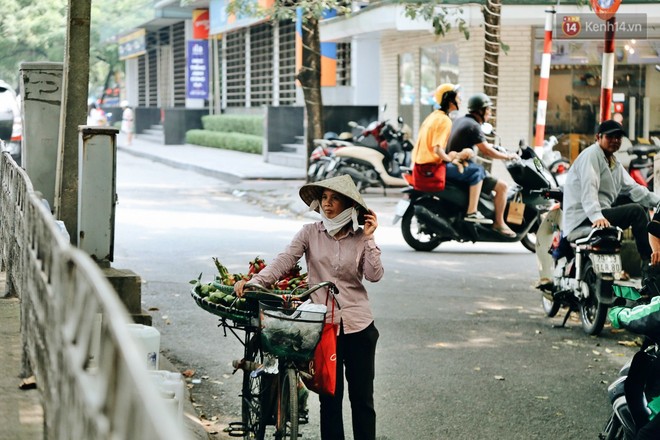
[446,93,518,237]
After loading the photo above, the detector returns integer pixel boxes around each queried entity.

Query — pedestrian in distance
[87,102,107,127]
[234,174,383,440]
[446,93,519,236]
[562,119,660,277]
[121,100,134,146]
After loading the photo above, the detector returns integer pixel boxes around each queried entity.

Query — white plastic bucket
[149,370,185,421]
[126,324,160,370]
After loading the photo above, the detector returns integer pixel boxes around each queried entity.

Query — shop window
[172,22,186,108]
[279,20,296,105]
[336,42,351,86]
[419,43,459,122]
[532,37,660,158]
[226,29,247,107]
[398,52,414,130]
[250,23,274,107]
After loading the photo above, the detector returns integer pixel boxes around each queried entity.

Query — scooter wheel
[579,261,609,336]
[400,203,443,252]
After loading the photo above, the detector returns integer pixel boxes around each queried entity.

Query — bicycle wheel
[242,334,266,440]
[276,368,298,439]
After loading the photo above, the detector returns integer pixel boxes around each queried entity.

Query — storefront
[533,36,660,160]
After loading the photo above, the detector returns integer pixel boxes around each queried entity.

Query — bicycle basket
[259,302,326,362]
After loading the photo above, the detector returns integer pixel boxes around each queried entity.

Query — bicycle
[191,280,338,440]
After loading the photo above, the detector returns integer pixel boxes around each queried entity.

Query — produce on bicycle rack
[190,257,310,313]
[208,257,308,290]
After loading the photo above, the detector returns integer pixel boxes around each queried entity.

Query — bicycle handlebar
[242,281,339,305]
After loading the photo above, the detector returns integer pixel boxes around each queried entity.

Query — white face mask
[309,200,359,237]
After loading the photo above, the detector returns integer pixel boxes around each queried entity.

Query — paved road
[112,149,638,440]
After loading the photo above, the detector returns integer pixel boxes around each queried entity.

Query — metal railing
[0,152,189,439]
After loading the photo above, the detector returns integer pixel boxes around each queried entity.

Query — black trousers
[601,203,652,260]
[319,321,379,440]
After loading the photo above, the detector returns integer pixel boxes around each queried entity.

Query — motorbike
[323,116,414,192]
[537,135,571,187]
[600,285,660,439]
[348,116,414,171]
[393,142,558,253]
[627,143,659,192]
[307,132,354,183]
[534,187,628,335]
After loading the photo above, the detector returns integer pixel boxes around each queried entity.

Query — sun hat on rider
[299,175,369,226]
[467,93,493,113]
[433,83,461,105]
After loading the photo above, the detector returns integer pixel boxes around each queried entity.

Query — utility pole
[54,0,91,245]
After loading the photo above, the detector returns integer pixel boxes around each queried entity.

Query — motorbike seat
[630,144,660,157]
[566,226,593,242]
[566,225,622,244]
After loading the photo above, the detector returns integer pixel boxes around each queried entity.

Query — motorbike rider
[410,83,492,223]
[563,119,660,277]
[446,93,519,236]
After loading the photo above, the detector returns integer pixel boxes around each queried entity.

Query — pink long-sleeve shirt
[250,222,384,334]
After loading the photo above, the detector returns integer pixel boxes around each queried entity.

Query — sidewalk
[0,270,210,440]
[118,135,306,182]
[0,273,43,440]
[0,136,306,439]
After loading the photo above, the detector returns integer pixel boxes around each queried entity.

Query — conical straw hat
[299,175,369,224]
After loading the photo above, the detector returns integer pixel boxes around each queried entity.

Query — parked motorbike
[538,135,571,187]
[307,132,354,182]
[323,116,414,192]
[600,285,660,439]
[534,187,627,335]
[393,143,557,253]
[348,116,414,171]
[627,143,659,192]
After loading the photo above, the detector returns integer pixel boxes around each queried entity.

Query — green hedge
[185,129,263,154]
[201,114,264,136]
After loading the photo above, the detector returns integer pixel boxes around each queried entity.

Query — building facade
[121,1,660,158]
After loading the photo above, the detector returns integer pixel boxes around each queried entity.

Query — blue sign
[187,40,209,100]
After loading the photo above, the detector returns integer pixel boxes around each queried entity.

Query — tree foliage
[0,0,151,95]
[0,0,68,86]
[402,0,506,125]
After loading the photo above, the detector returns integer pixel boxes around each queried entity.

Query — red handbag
[412,161,446,192]
[302,294,338,396]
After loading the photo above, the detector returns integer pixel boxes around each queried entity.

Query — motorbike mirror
[348,121,358,128]
[481,122,493,135]
[519,138,526,147]
[397,116,403,124]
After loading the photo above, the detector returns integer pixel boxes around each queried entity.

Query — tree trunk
[296,15,324,182]
[483,0,501,129]
[55,0,91,244]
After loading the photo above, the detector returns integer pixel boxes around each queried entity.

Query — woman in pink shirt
[235,174,384,440]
